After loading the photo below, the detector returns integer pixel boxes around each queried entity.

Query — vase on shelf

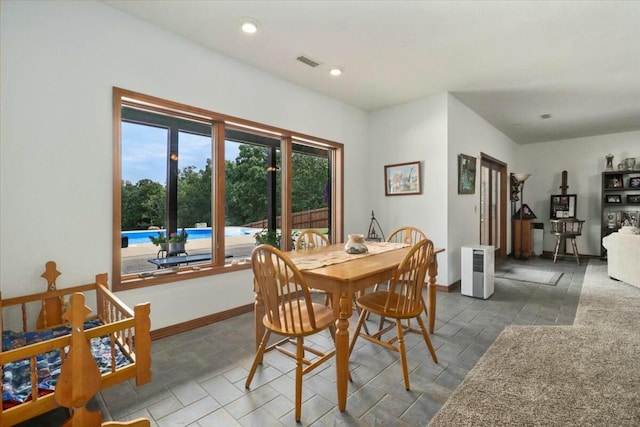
[344,234,368,254]
[605,154,614,171]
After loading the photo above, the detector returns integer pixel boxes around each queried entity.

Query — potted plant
[168,228,188,254]
[254,228,281,248]
[149,232,168,251]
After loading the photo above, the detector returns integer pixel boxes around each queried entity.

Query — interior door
[479,154,507,258]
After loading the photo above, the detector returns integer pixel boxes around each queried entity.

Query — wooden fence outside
[242,207,329,230]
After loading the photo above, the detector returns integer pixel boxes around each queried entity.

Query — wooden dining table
[252,242,444,412]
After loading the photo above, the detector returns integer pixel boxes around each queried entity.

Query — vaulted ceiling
[104,1,640,144]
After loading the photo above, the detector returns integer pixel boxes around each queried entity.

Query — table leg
[334,290,352,411]
[427,255,438,334]
[253,279,265,363]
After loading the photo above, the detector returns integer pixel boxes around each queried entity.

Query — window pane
[225,139,280,256]
[121,122,169,275]
[291,144,330,246]
[176,131,213,261]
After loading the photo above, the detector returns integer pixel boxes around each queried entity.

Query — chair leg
[245,330,271,388]
[553,236,561,263]
[571,237,580,265]
[395,319,410,390]
[349,307,368,355]
[416,315,438,363]
[353,295,370,335]
[295,338,304,422]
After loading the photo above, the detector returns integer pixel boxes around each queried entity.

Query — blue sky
[121,122,240,184]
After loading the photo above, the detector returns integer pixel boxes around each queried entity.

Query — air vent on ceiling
[296,55,321,68]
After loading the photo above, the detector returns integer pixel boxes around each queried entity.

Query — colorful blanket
[2,320,132,407]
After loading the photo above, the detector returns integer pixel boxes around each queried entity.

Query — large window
[113,88,344,290]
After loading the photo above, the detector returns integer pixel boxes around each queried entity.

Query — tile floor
[23,256,586,426]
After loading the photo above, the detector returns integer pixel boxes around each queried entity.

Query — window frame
[112,87,344,291]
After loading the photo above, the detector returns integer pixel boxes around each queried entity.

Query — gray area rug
[429,262,640,426]
[495,265,563,286]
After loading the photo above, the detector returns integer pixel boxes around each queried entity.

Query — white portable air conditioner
[461,245,495,299]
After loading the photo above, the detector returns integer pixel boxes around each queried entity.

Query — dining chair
[371,226,428,328]
[246,244,337,422]
[295,229,330,250]
[349,239,438,390]
[386,226,427,246]
[294,229,367,335]
[295,229,332,307]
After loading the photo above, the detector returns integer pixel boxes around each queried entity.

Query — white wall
[447,95,518,282]
[3,2,636,333]
[518,130,640,256]
[0,1,369,330]
[367,94,450,283]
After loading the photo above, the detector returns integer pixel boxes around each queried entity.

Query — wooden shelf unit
[600,171,640,258]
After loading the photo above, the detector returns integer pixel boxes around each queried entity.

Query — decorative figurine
[605,154,614,171]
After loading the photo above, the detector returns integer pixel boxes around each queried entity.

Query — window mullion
[167,128,179,235]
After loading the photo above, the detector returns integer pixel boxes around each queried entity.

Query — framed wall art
[550,194,577,219]
[606,194,622,204]
[458,154,476,194]
[384,161,422,196]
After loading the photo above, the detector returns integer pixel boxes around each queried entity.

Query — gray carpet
[429,261,640,426]
[495,265,563,286]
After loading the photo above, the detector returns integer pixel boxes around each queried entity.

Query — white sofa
[602,227,640,289]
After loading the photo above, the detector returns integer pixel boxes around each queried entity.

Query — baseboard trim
[150,303,254,341]
[438,280,460,292]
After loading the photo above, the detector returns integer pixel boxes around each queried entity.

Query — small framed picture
[606,174,623,188]
[627,194,640,204]
[606,194,622,203]
[630,177,640,188]
[384,161,422,196]
[458,154,477,194]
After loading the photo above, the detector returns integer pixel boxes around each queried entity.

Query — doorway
[479,153,507,258]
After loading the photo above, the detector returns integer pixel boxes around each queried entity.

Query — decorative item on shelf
[621,211,639,227]
[625,157,636,171]
[344,234,368,254]
[366,210,385,242]
[618,163,626,171]
[606,154,614,171]
[606,174,623,188]
[606,194,622,204]
[630,176,640,188]
[514,204,537,219]
[627,194,640,204]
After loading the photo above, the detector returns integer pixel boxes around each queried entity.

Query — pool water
[122,227,257,245]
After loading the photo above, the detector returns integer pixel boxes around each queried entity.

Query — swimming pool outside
[122,227,259,245]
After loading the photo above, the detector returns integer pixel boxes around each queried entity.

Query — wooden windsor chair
[550,218,585,265]
[349,239,438,390]
[371,226,428,328]
[246,244,337,422]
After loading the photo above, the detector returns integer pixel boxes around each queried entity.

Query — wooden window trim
[112,87,344,291]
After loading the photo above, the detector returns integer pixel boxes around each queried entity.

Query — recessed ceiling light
[240,19,259,34]
[329,67,343,76]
